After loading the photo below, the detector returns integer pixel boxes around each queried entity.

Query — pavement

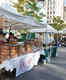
[0,47,66,80]
[53,47,66,69]
[16,47,66,80]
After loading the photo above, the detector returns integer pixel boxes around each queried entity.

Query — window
[53,11,55,14]
[50,11,52,14]
[47,12,49,14]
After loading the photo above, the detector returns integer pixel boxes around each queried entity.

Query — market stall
[0,7,45,29]
[0,7,45,77]
[29,24,58,63]
[0,46,40,77]
[0,35,41,77]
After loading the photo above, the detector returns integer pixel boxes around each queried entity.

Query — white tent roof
[0,7,45,29]
[58,28,66,34]
[29,28,45,33]
[29,24,57,33]
[58,30,63,34]
[46,25,57,33]
[63,28,66,34]
[0,2,20,15]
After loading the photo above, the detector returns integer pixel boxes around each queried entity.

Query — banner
[0,50,40,77]
[16,54,34,77]
[33,51,40,66]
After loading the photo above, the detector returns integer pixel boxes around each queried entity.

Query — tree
[12,0,45,21]
[51,16,64,31]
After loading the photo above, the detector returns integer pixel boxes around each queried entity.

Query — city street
[0,0,66,80]
[16,47,66,80]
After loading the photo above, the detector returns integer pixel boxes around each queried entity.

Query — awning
[46,25,57,33]
[29,24,57,33]
[0,7,45,29]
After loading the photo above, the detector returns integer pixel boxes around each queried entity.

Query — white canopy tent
[29,24,57,33]
[29,24,57,44]
[46,25,57,33]
[0,6,56,45]
[58,28,66,34]
[29,28,45,33]
[58,30,63,34]
[62,28,66,34]
[0,7,45,29]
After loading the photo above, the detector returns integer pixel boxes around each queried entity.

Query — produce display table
[0,49,40,77]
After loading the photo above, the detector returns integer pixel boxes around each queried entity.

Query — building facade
[46,0,55,23]
[37,0,64,24]
[64,6,66,23]
[46,0,64,24]
[55,0,64,19]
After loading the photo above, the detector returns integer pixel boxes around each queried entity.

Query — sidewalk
[16,47,66,80]
[53,47,66,69]
[0,47,66,80]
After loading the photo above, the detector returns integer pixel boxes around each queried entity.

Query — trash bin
[51,46,57,57]
[44,48,50,57]
[44,48,50,63]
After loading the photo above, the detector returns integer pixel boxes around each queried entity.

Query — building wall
[37,0,64,24]
[46,0,64,24]
[37,0,47,23]
[46,0,55,23]
[64,6,66,23]
[55,0,64,19]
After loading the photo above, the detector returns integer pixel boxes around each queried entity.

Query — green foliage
[53,16,64,24]
[51,16,64,31]
[13,0,45,21]
[17,29,29,33]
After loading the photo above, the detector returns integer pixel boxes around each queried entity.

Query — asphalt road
[16,47,66,80]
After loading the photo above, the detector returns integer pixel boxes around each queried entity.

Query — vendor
[39,33,43,48]
[7,32,18,43]
[24,40,32,53]
[0,29,6,64]
[0,29,5,45]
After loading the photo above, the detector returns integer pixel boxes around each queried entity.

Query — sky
[64,0,66,5]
